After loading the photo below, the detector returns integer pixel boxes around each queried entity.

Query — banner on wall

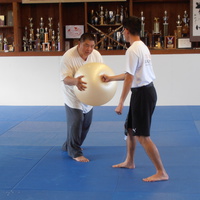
[22,0,126,3]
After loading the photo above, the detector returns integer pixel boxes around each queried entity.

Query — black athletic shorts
[124,82,157,137]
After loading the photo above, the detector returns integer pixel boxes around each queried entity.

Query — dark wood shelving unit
[0,0,199,56]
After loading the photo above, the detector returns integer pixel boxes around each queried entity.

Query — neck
[77,46,87,61]
[129,35,141,45]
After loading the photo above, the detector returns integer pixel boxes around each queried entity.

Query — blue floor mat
[0,106,200,200]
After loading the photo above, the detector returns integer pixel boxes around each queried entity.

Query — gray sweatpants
[62,104,93,158]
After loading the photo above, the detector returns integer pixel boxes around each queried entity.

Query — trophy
[29,34,33,51]
[104,9,109,24]
[35,28,41,51]
[57,23,61,51]
[140,11,145,37]
[48,17,53,41]
[90,10,95,25]
[166,36,174,48]
[124,7,129,19]
[3,38,8,52]
[163,11,169,37]
[109,11,115,24]
[120,5,124,24]
[23,35,28,52]
[28,18,34,41]
[176,15,182,38]
[116,31,121,49]
[0,36,2,51]
[182,10,190,37]
[51,30,56,51]
[39,17,44,41]
[44,27,48,43]
[153,17,160,34]
[42,27,50,51]
[99,34,106,50]
[115,8,120,25]
[107,27,113,50]
[99,6,104,25]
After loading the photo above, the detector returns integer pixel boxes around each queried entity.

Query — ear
[77,41,81,47]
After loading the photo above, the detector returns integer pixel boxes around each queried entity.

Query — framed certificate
[190,0,200,41]
[177,38,192,49]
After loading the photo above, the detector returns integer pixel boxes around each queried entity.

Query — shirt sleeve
[125,48,139,76]
[60,53,74,81]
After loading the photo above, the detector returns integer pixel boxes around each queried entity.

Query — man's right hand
[76,75,87,91]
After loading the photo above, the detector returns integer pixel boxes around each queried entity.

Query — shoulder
[92,49,102,56]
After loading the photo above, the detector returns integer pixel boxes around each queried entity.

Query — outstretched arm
[101,73,126,82]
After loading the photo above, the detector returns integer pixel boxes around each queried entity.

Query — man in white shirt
[60,33,103,162]
[101,16,169,182]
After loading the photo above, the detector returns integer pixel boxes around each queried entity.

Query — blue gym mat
[0,106,200,200]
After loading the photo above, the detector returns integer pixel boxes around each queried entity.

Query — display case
[0,0,199,56]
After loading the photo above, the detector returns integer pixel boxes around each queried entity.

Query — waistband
[131,82,153,92]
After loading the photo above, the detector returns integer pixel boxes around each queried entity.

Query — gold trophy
[153,17,160,34]
[163,11,168,37]
[140,11,145,37]
[176,15,182,38]
[182,11,189,37]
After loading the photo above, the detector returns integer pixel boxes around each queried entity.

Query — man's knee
[136,136,150,145]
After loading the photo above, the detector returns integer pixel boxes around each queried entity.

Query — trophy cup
[0,36,2,51]
[124,7,129,19]
[99,34,106,50]
[42,27,50,51]
[116,31,121,49]
[120,5,124,24]
[35,28,41,51]
[115,8,120,25]
[104,9,109,25]
[107,27,113,50]
[163,11,169,37]
[90,10,95,25]
[39,17,44,41]
[109,11,115,24]
[153,17,160,34]
[182,10,190,37]
[28,18,34,41]
[140,11,145,37]
[28,35,33,51]
[51,30,56,51]
[23,36,28,52]
[176,15,182,38]
[57,23,61,51]
[48,17,53,41]
[99,6,104,25]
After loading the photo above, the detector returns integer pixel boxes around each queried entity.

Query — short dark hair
[123,16,141,36]
[80,33,95,42]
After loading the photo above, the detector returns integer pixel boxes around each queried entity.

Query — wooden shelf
[1,48,200,56]
[0,0,198,56]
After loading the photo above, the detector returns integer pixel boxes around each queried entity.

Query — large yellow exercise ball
[74,62,117,106]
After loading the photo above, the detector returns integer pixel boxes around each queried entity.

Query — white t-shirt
[60,45,103,113]
[125,41,156,88]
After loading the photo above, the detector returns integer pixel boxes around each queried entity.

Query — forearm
[110,73,126,81]
[119,73,133,104]
[63,76,77,86]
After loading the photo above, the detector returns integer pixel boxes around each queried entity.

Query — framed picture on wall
[190,0,200,41]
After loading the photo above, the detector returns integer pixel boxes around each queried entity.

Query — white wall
[0,54,199,106]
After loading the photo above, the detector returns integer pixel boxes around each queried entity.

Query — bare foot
[143,172,169,182]
[73,156,89,162]
[112,161,135,169]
